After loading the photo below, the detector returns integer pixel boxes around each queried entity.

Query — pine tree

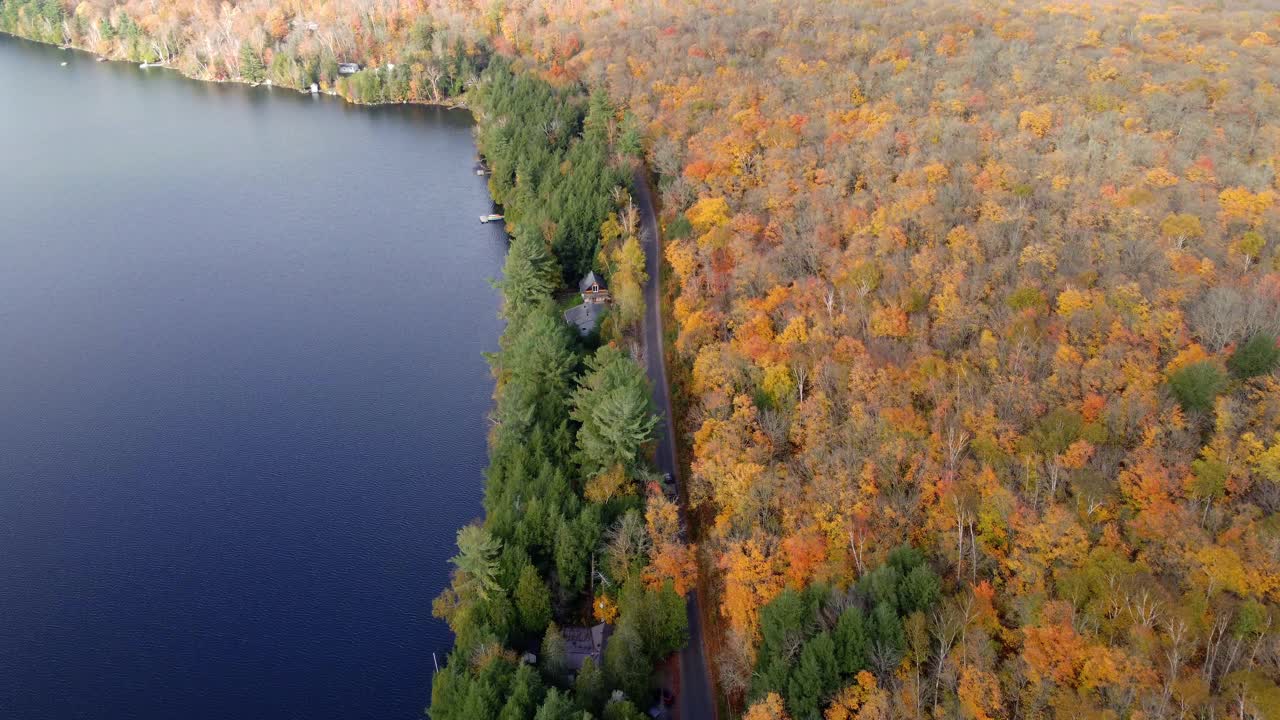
[541,623,568,680]
[866,602,904,676]
[533,688,578,720]
[239,45,265,83]
[1228,333,1279,379]
[833,606,868,676]
[499,228,561,320]
[499,663,545,720]
[514,564,552,635]
[604,620,649,704]
[574,656,606,714]
[786,632,838,720]
[451,525,503,600]
[753,587,815,699]
[899,564,941,615]
[1168,361,1227,412]
[571,346,658,478]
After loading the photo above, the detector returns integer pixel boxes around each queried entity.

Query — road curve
[633,168,717,720]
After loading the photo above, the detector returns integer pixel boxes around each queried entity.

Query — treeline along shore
[427,58,699,720]
[0,0,487,106]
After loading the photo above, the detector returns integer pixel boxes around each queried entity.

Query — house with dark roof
[564,271,611,335]
[579,271,609,303]
[563,623,610,673]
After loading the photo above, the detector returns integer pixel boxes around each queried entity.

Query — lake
[0,34,504,719]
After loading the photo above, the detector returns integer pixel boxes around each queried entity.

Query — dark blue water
[0,34,505,720]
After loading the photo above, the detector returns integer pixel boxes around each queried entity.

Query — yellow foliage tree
[1145,167,1179,188]
[593,593,618,624]
[870,304,910,338]
[687,196,732,234]
[611,234,648,329]
[744,692,791,720]
[585,464,633,504]
[957,666,1004,720]
[1018,106,1053,138]
[1219,187,1275,226]
[826,672,880,720]
[1160,213,1204,244]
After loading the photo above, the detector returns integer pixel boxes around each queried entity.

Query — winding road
[633,169,717,720]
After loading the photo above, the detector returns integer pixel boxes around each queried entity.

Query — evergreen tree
[239,44,265,83]
[499,663,546,720]
[451,525,503,600]
[604,620,649,704]
[541,623,568,680]
[617,112,644,160]
[753,587,815,699]
[899,563,941,615]
[574,656,606,714]
[1228,333,1280,379]
[866,602,904,676]
[457,671,503,719]
[514,564,553,635]
[572,346,658,478]
[861,564,902,613]
[602,698,648,720]
[428,663,471,720]
[499,228,561,320]
[1168,361,1227,412]
[534,688,579,720]
[786,631,838,720]
[493,303,577,436]
[833,605,868,675]
[644,581,689,660]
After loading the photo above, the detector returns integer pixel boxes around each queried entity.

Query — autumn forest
[6,0,1280,718]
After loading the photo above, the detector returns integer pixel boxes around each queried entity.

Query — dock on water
[479,214,504,224]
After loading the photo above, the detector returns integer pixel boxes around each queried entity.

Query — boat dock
[479,214,504,223]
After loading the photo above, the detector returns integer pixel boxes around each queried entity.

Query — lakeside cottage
[579,271,609,303]
[563,624,610,672]
[564,271,611,335]
[337,62,360,76]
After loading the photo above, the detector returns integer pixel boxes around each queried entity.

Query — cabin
[337,62,361,76]
[564,271,612,335]
[579,271,610,304]
[563,624,610,673]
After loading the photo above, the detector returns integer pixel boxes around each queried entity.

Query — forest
[427,59,694,719]
[5,0,1280,718]
[532,3,1280,719]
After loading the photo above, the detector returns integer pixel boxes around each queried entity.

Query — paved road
[633,169,717,720]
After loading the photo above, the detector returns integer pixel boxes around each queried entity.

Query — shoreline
[1,31,471,112]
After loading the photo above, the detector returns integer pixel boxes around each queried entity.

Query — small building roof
[579,271,607,293]
[563,624,611,672]
[564,302,605,335]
